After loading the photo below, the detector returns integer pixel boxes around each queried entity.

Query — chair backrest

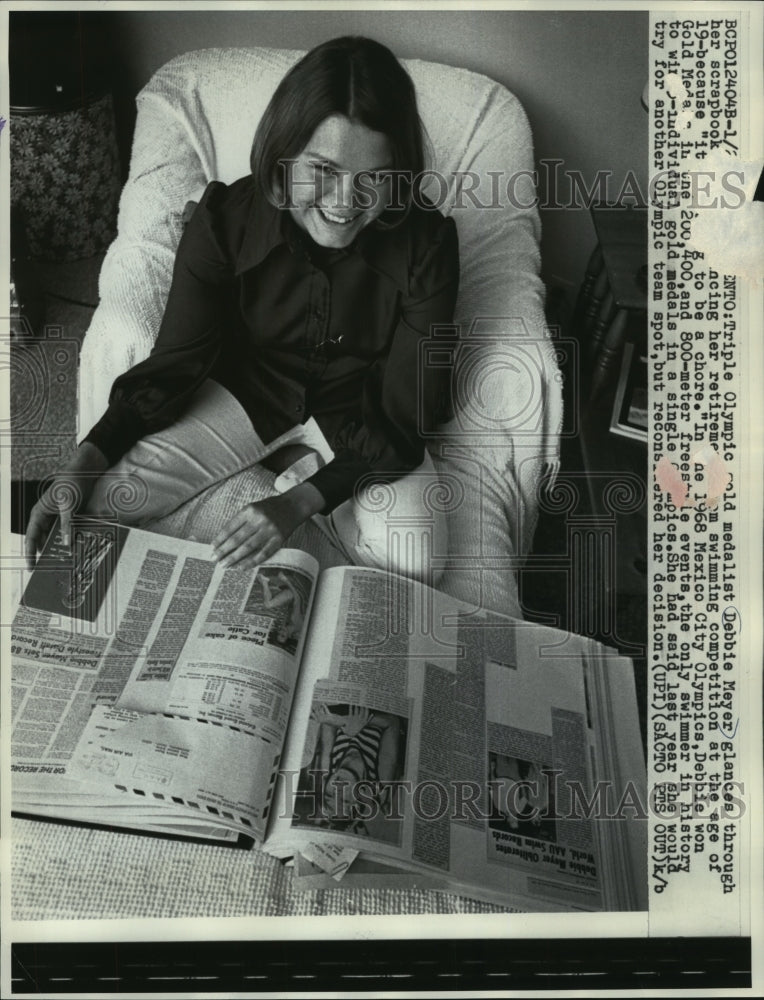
[82,46,560,470]
[132,47,545,332]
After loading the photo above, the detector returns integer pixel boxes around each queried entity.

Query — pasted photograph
[6,5,651,933]
[488,751,557,843]
[292,702,408,844]
[243,566,312,654]
[19,518,127,622]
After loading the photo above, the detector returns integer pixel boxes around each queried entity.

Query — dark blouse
[84,176,460,512]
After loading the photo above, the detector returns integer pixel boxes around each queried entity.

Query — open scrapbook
[11,518,647,912]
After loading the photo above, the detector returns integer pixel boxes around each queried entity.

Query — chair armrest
[77,89,208,438]
[424,80,561,552]
[434,79,561,466]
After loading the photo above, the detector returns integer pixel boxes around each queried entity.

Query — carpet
[12,818,510,919]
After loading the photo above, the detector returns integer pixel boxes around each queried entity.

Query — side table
[567,204,648,659]
[574,204,647,399]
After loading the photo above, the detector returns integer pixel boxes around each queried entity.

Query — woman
[258,570,305,646]
[25,36,459,580]
[308,703,402,834]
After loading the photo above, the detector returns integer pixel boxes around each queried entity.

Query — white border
[1,0,761,995]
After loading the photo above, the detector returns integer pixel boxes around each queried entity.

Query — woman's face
[286,114,393,249]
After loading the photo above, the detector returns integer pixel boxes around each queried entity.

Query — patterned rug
[12,818,511,920]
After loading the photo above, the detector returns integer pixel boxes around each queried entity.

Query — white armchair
[79,47,562,618]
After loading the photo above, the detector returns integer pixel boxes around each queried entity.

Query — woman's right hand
[25,442,109,569]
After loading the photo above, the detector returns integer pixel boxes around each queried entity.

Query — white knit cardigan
[78,47,562,618]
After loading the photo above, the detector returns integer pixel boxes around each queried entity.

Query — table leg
[590,307,629,399]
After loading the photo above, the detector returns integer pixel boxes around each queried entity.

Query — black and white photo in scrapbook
[1,1,762,996]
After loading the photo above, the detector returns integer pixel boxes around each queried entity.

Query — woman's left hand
[212,494,303,570]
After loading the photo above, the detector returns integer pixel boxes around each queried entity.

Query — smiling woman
[251,34,426,234]
[25,36,458,585]
[282,115,394,248]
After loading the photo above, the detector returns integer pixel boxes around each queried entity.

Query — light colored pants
[86,380,447,583]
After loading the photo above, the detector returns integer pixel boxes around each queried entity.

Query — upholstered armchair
[78,47,562,618]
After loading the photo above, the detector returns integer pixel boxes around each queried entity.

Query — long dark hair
[250,36,427,221]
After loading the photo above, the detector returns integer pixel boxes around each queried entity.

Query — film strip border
[9,936,752,993]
